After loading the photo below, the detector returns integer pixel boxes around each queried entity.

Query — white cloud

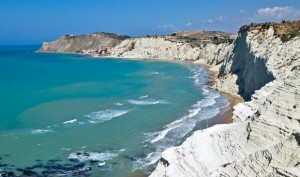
[157,22,194,32]
[207,19,214,23]
[201,16,227,24]
[239,9,246,14]
[255,6,300,21]
[216,16,226,22]
[157,6,300,34]
[157,24,177,31]
[185,22,193,26]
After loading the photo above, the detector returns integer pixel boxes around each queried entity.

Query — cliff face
[38,31,234,66]
[110,36,233,66]
[37,32,129,53]
[151,21,300,177]
[215,21,300,101]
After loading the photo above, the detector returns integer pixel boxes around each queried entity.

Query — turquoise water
[0,46,228,176]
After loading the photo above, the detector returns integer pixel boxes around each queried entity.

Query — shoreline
[37,51,243,176]
[126,60,243,177]
[187,67,243,133]
[206,67,243,124]
[101,56,244,125]
[193,61,243,124]
[212,92,243,124]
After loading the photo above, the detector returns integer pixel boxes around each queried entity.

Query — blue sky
[1,0,300,45]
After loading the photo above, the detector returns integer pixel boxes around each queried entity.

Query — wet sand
[205,65,243,125]
[209,92,243,125]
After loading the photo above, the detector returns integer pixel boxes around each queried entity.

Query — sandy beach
[206,66,243,125]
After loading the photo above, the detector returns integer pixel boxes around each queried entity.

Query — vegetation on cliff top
[240,20,300,42]
[165,31,235,47]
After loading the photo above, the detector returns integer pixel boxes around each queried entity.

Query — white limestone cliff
[150,22,300,177]
[110,36,233,66]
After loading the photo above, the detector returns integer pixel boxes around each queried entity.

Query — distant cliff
[109,31,234,66]
[37,32,130,54]
[38,31,234,66]
[111,36,232,65]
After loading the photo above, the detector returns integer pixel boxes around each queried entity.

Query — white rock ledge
[151,24,300,177]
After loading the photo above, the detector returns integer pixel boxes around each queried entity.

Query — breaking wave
[31,129,54,135]
[85,109,130,124]
[68,152,118,163]
[133,65,230,170]
[127,99,169,105]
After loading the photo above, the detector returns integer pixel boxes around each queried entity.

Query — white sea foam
[62,148,71,151]
[145,152,161,165]
[139,101,221,169]
[31,129,54,135]
[147,72,159,75]
[133,152,161,170]
[98,162,106,167]
[68,152,117,162]
[63,119,77,124]
[149,104,202,144]
[193,97,216,108]
[85,109,130,124]
[134,66,230,171]
[143,132,159,143]
[150,89,223,144]
[139,95,149,99]
[151,123,182,143]
[146,67,213,144]
[189,66,209,87]
[115,102,123,106]
[127,99,169,105]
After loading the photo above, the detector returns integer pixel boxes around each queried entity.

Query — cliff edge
[150,20,300,177]
[110,31,234,66]
[38,31,234,67]
[37,32,130,54]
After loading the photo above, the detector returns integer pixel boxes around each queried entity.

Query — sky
[1,0,300,45]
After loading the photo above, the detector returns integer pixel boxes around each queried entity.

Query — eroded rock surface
[151,21,300,177]
[110,36,233,66]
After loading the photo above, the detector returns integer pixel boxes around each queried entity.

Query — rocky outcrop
[110,36,233,66]
[37,32,129,54]
[151,21,300,177]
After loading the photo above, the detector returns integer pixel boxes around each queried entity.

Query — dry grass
[163,31,235,47]
[240,20,300,42]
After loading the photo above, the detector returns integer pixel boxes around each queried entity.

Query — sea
[0,46,229,176]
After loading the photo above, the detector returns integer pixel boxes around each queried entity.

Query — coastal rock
[151,21,300,177]
[110,35,233,66]
[37,32,129,53]
[38,30,234,66]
